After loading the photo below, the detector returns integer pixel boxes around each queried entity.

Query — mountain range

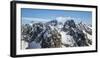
[21,18,92,49]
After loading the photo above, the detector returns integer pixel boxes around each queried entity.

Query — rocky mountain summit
[21,19,92,49]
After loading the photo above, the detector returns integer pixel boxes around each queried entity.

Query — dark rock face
[46,20,58,26]
[30,23,44,42]
[62,20,76,32]
[21,24,32,42]
[78,22,92,35]
[64,20,76,28]
[50,29,62,48]
[41,28,61,48]
[62,20,91,46]
[22,22,62,49]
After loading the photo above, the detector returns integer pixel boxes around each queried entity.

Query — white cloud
[22,17,52,24]
[22,17,50,22]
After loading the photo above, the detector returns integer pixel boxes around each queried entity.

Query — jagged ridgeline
[21,19,92,49]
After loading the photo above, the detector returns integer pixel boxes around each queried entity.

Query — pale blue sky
[21,8,92,24]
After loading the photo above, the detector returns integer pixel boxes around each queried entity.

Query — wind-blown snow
[60,31,76,47]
